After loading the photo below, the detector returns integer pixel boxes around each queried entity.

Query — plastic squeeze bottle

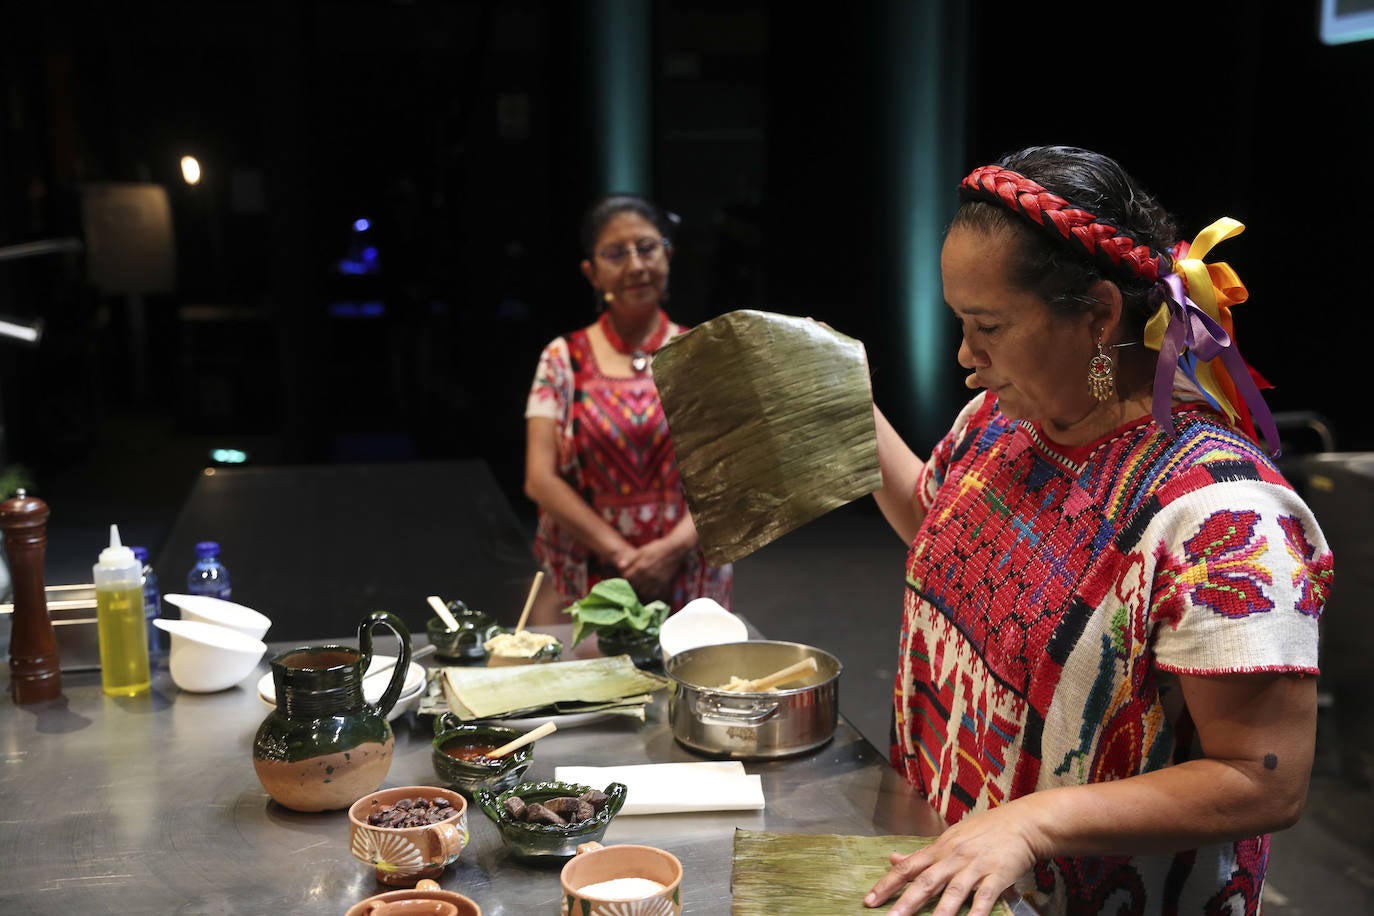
[94,524,150,697]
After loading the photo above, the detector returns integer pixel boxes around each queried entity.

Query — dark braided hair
[953,146,1180,335]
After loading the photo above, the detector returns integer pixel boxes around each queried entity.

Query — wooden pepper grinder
[1,489,62,703]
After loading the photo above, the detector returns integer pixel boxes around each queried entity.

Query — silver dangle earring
[1088,337,1115,402]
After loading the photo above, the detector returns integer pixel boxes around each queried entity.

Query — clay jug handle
[357,610,412,717]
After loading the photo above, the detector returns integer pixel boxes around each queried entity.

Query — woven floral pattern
[892,393,1330,915]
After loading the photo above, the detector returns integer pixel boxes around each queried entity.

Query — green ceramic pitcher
[252,610,412,812]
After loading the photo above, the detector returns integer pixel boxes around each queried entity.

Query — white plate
[256,655,427,722]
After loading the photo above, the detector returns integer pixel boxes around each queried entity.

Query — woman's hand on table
[864,800,1046,916]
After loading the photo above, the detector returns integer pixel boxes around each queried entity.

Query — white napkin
[554,762,765,815]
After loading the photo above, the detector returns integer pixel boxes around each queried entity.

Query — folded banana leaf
[440,656,670,721]
[730,830,1014,915]
[423,683,649,721]
[652,310,880,566]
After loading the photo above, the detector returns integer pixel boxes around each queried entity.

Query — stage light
[181,156,202,185]
[210,448,248,464]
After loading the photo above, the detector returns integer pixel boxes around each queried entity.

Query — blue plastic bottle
[131,545,162,656]
[186,541,232,600]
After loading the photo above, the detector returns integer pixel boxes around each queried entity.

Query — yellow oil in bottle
[97,584,151,697]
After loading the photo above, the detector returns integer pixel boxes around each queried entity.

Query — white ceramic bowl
[163,593,272,641]
[658,597,749,664]
[154,618,268,693]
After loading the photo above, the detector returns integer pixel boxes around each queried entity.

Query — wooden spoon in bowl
[513,571,544,635]
[489,720,557,758]
[427,595,462,632]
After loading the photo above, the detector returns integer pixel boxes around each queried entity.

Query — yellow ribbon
[1143,217,1249,423]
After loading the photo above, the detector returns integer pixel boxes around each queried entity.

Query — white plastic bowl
[658,597,749,663]
[154,618,268,693]
[163,593,272,641]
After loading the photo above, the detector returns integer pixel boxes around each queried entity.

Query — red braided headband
[959,165,1170,282]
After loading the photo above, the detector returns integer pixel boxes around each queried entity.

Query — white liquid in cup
[577,877,667,901]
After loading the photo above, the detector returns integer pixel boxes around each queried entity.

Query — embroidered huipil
[893,392,1331,915]
[525,325,732,611]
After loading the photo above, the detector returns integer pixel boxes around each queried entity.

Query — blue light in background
[327,301,386,318]
[588,0,650,193]
[353,218,371,232]
[337,243,381,276]
[210,448,249,464]
[884,0,966,448]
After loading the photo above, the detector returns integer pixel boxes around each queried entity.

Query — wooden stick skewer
[513,571,544,635]
[489,720,557,758]
[427,595,461,631]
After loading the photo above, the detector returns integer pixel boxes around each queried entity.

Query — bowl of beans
[431,719,534,797]
[347,786,469,887]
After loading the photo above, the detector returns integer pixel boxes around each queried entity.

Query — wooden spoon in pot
[719,656,819,693]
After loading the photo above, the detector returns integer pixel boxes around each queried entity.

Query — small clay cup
[427,601,500,662]
[345,878,482,916]
[559,842,683,915]
[349,786,470,887]
[594,628,661,669]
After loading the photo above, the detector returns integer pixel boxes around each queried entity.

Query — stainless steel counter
[0,631,941,915]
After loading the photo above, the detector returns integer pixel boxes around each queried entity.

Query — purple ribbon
[1153,274,1282,456]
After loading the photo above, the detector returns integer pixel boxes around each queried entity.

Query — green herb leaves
[566,578,670,648]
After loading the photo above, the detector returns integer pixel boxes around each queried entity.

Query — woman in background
[524,194,732,617]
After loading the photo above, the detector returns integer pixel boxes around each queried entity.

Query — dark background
[1,0,1369,534]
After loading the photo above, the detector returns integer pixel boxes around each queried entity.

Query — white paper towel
[554,762,765,815]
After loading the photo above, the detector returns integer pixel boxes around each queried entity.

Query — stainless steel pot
[665,640,841,759]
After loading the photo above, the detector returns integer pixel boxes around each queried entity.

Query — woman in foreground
[865,146,1332,915]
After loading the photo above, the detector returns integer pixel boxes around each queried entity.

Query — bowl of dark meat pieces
[473,779,628,862]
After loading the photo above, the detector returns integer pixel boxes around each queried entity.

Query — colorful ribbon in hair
[1143,218,1281,455]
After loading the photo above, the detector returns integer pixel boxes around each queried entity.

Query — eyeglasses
[596,237,669,266]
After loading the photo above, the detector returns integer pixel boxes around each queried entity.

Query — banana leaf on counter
[652,310,881,566]
[730,829,1015,915]
[439,655,670,720]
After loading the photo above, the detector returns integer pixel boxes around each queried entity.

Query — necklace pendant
[631,351,649,373]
